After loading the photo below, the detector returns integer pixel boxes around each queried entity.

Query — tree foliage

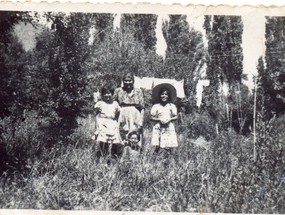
[162,15,205,108]
[263,16,285,116]
[202,15,246,133]
[0,12,32,117]
[121,14,158,52]
[86,13,164,96]
[204,15,243,86]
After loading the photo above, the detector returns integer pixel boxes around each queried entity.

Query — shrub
[0,111,48,173]
[184,111,217,141]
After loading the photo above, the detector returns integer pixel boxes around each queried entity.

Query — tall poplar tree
[264,16,285,116]
[203,15,243,87]
[121,14,158,52]
[92,13,114,45]
[202,15,244,131]
[162,15,205,106]
[256,57,269,113]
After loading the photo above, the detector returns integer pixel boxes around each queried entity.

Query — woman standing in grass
[94,84,123,160]
[151,83,178,153]
[114,72,145,145]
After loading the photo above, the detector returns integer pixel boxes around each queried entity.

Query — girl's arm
[94,101,102,131]
[150,104,159,122]
[94,107,101,116]
[114,101,120,121]
[168,104,178,123]
[140,108,145,125]
[151,104,167,124]
[169,115,178,122]
[160,103,178,124]
[115,112,120,121]
[151,116,161,122]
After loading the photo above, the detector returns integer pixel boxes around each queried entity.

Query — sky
[153,12,265,90]
[13,22,37,51]
[14,11,265,90]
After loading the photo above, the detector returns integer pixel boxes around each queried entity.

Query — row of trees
[1,12,285,139]
[257,17,285,119]
[201,15,251,134]
[201,15,285,135]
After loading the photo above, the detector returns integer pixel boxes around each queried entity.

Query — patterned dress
[94,100,121,144]
[151,103,178,148]
[114,87,145,134]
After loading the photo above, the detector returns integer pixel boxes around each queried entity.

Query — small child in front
[150,83,178,153]
[121,131,141,160]
[94,84,123,160]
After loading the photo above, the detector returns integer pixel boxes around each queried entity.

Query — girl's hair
[159,88,171,102]
[128,130,140,142]
[101,84,114,96]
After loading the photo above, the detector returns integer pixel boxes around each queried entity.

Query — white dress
[94,100,122,144]
[151,103,178,148]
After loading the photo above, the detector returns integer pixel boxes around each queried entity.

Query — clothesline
[134,76,186,98]
[91,50,285,61]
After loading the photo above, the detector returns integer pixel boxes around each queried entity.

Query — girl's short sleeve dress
[94,100,121,144]
[151,103,178,148]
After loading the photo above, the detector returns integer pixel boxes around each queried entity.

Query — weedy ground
[0,112,284,213]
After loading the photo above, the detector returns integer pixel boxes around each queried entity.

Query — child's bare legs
[152,145,161,163]
[154,146,160,154]
[96,142,109,163]
[111,143,124,159]
[120,130,128,143]
[152,147,177,167]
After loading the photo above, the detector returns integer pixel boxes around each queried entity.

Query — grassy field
[0,111,284,213]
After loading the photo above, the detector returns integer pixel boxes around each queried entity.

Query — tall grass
[0,111,284,212]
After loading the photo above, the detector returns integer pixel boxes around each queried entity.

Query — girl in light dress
[94,85,123,160]
[150,83,178,153]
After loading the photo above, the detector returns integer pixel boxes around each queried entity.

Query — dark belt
[120,104,144,111]
[120,104,137,107]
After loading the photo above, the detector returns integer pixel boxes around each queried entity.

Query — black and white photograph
[0,3,284,213]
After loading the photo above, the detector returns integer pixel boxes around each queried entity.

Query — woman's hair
[101,84,114,96]
[159,88,171,102]
[127,130,140,142]
[123,72,134,82]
